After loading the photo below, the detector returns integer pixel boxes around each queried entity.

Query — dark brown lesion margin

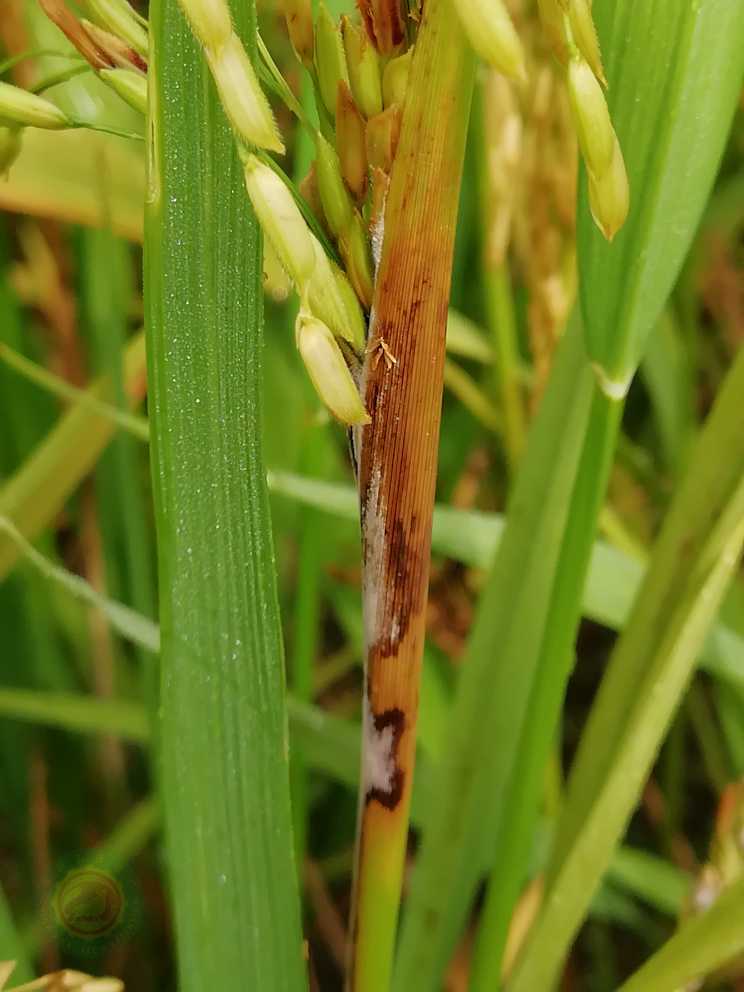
[364,706,406,809]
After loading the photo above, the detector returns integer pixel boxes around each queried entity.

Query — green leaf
[618,877,744,992]
[445,309,493,363]
[0,686,149,743]
[0,516,159,653]
[470,376,623,991]
[87,798,159,874]
[145,0,306,988]
[639,310,695,474]
[0,672,692,931]
[507,347,744,992]
[267,473,744,697]
[580,0,744,390]
[606,847,691,919]
[0,332,147,581]
[0,342,149,442]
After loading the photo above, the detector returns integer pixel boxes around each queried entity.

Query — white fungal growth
[389,616,400,645]
[371,209,385,274]
[362,694,396,796]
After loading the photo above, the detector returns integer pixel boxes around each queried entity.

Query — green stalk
[508,347,744,992]
[145,1,305,988]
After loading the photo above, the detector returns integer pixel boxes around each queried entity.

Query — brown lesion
[376,515,425,658]
[360,448,427,660]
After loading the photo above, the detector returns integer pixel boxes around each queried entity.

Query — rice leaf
[580,0,744,391]
[145,0,306,986]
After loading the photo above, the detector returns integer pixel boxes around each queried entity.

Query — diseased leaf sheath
[347,0,475,988]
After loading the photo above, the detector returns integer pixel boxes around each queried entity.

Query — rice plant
[0,0,743,990]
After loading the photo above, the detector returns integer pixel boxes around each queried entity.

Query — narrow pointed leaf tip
[296,313,370,425]
[451,0,526,80]
[176,0,284,152]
